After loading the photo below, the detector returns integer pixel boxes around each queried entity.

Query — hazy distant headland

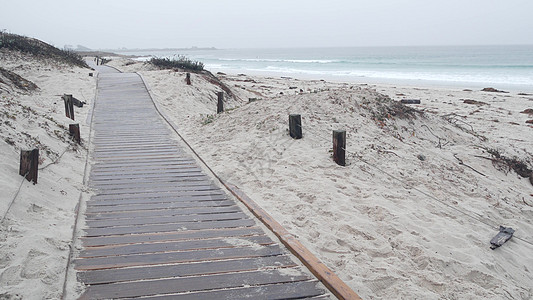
[106,46,218,52]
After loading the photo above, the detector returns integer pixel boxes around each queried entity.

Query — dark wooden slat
[93,141,176,148]
[92,180,214,190]
[89,190,225,201]
[83,218,256,237]
[92,159,196,168]
[85,200,234,214]
[82,227,264,247]
[93,147,180,154]
[90,176,211,186]
[86,211,247,228]
[131,280,325,300]
[78,255,298,285]
[79,268,311,298]
[90,171,205,181]
[79,235,274,258]
[91,167,204,176]
[75,244,284,270]
[85,205,241,220]
[91,163,198,173]
[86,194,227,207]
[93,185,219,196]
[94,143,178,150]
[91,159,195,167]
[92,153,184,160]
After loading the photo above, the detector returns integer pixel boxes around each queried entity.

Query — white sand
[0,50,94,299]
[107,57,533,299]
[1,51,532,299]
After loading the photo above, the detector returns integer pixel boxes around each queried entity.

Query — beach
[108,57,533,299]
[1,49,532,299]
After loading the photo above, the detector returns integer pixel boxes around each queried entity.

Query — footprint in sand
[0,265,22,286]
[20,249,48,279]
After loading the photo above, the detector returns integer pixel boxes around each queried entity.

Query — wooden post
[89,72,93,77]
[62,94,75,120]
[333,130,346,166]
[63,94,70,118]
[289,114,302,139]
[19,149,39,184]
[186,73,191,85]
[217,92,224,113]
[69,124,81,144]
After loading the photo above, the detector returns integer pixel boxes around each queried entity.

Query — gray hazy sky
[2,0,532,49]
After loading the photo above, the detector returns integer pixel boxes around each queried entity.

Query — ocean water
[119,45,533,91]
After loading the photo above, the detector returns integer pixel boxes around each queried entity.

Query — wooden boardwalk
[75,70,329,299]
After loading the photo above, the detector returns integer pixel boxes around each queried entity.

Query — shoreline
[205,66,533,94]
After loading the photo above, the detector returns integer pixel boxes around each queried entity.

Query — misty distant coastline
[103,46,218,52]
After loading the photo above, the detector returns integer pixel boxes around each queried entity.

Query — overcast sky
[2,0,532,49]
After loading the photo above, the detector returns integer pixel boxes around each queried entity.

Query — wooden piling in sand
[62,94,75,120]
[289,114,302,139]
[186,73,191,85]
[333,130,346,166]
[217,92,224,113]
[69,124,81,144]
[19,149,39,184]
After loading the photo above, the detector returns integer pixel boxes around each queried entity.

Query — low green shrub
[148,55,204,71]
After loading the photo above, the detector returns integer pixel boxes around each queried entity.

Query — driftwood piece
[72,97,84,108]
[490,226,515,250]
[400,99,421,104]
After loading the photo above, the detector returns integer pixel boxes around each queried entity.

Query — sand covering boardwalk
[75,68,329,299]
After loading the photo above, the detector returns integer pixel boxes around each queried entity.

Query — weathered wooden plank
[130,280,325,300]
[91,166,200,175]
[91,158,196,168]
[89,190,225,201]
[92,184,219,196]
[87,193,226,206]
[91,179,213,190]
[90,172,206,181]
[78,255,297,285]
[93,140,175,147]
[82,227,264,247]
[75,244,284,270]
[94,142,178,149]
[92,148,182,157]
[80,235,273,258]
[83,218,256,237]
[94,154,184,161]
[84,205,241,221]
[93,145,179,152]
[90,171,205,180]
[90,176,211,186]
[86,211,247,228]
[85,200,234,214]
[79,268,310,298]
[91,162,197,172]
[91,167,204,175]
